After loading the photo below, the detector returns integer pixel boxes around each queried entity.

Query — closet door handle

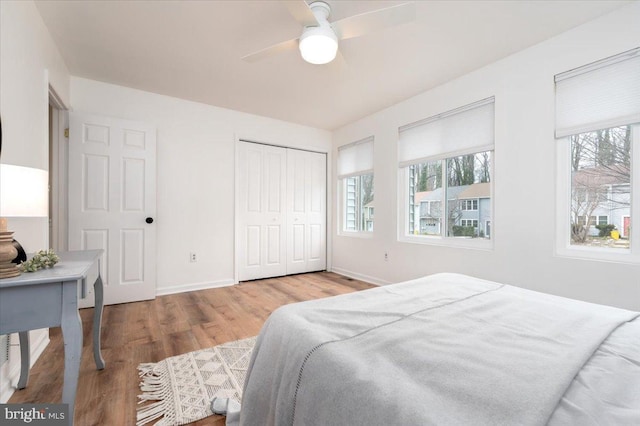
[145,217,154,224]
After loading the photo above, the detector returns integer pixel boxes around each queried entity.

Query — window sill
[338,231,374,239]
[399,234,493,251]
[555,245,639,265]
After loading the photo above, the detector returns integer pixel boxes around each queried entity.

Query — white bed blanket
[237,273,639,426]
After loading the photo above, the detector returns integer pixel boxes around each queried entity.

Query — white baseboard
[156,279,236,297]
[29,332,50,369]
[0,330,50,403]
[330,267,392,286]
[0,357,13,403]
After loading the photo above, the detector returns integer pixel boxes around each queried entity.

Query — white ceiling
[35,0,630,130]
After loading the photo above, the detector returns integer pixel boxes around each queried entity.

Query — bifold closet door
[238,142,287,281]
[287,149,326,274]
[238,142,327,281]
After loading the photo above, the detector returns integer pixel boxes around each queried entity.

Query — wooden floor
[7,272,373,426]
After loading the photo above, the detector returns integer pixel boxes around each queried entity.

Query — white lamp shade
[0,164,49,217]
[299,26,338,65]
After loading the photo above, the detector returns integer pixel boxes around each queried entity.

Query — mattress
[233,273,640,425]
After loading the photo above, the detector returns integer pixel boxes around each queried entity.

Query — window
[579,215,610,227]
[338,137,374,233]
[555,48,640,261]
[410,159,443,236]
[569,127,631,247]
[461,199,478,211]
[399,98,494,245]
[343,174,374,232]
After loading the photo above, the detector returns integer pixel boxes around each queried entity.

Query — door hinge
[64,128,69,138]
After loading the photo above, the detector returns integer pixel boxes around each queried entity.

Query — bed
[232,273,640,425]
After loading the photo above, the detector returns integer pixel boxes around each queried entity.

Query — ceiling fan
[242,1,416,65]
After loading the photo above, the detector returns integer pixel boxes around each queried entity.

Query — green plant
[452,225,476,237]
[20,249,60,272]
[595,224,616,238]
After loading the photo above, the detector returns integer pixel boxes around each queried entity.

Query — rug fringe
[136,362,175,426]
[138,362,159,375]
[136,400,166,426]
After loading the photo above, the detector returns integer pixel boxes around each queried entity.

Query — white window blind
[555,47,640,138]
[398,97,495,167]
[337,137,374,179]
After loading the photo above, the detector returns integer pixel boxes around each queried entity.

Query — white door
[68,112,156,306]
[237,142,287,281]
[287,149,326,274]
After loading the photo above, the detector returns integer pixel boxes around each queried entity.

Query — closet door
[287,149,327,274]
[238,142,287,281]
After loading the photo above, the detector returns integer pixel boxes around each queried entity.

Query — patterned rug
[136,336,256,426]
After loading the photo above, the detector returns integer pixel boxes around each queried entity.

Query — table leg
[93,273,105,370]
[17,331,29,389]
[61,281,82,423]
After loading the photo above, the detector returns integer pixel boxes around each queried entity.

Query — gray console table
[0,250,105,422]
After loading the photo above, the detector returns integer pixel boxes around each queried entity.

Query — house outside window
[398,97,494,247]
[446,153,491,238]
[338,137,374,234]
[555,47,640,262]
[365,206,374,232]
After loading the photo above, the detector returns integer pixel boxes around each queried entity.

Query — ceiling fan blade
[329,49,348,70]
[332,2,416,41]
[242,38,299,63]
[281,0,319,27]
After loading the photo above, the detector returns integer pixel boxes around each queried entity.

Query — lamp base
[0,231,21,278]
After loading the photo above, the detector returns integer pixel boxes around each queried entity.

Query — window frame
[337,137,374,237]
[397,97,495,250]
[460,219,479,228]
[398,150,494,250]
[555,124,639,263]
[461,199,478,211]
[339,173,374,237]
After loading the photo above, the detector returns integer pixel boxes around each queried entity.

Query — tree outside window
[570,126,631,248]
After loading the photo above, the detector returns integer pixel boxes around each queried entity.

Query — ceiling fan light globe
[299,27,338,65]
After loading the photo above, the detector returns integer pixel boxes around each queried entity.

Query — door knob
[145,217,154,224]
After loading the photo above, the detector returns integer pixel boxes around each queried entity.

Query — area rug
[136,336,256,426]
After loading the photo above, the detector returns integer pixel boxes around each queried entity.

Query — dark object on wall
[12,239,27,264]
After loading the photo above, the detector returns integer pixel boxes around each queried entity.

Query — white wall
[71,77,332,294]
[332,2,640,310]
[0,0,70,402]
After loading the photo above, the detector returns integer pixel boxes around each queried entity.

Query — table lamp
[0,164,49,278]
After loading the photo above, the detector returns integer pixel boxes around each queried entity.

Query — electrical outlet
[190,252,197,263]
[384,252,388,261]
